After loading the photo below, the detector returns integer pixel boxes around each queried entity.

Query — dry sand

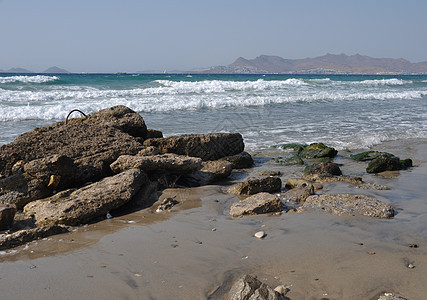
[0,139,426,299]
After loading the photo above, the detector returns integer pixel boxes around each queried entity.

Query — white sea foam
[357,78,411,86]
[0,75,59,84]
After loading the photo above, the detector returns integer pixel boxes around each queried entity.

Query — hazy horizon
[1,0,427,73]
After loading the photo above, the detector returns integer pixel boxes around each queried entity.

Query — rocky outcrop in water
[0,204,17,230]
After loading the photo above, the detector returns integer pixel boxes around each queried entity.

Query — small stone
[274,285,290,295]
[409,244,418,248]
[369,251,376,255]
[254,231,266,239]
[408,263,415,269]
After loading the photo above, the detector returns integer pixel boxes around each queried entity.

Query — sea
[1,73,427,151]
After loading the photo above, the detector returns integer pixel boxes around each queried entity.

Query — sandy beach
[0,138,426,300]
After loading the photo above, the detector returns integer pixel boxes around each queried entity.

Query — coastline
[1,137,426,299]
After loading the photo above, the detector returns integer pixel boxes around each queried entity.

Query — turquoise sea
[1,73,426,150]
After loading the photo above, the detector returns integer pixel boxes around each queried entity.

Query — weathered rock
[302,162,342,181]
[366,153,413,173]
[284,183,315,203]
[143,133,244,161]
[180,160,233,187]
[110,154,202,174]
[314,175,363,185]
[228,274,286,300]
[156,198,179,212]
[86,105,147,138]
[0,155,75,209]
[299,143,337,159]
[0,225,69,251]
[137,146,161,156]
[230,193,282,217]
[258,170,282,177]
[0,204,17,230]
[301,194,394,218]
[285,178,323,190]
[146,129,163,139]
[0,106,145,185]
[220,151,254,169]
[229,177,282,196]
[23,169,146,226]
[350,151,386,161]
[378,293,408,300]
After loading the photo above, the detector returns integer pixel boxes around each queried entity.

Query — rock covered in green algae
[298,143,338,159]
[366,154,412,173]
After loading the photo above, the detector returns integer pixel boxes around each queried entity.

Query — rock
[285,178,323,190]
[284,183,315,203]
[230,193,282,217]
[229,177,282,196]
[0,106,145,185]
[274,285,290,296]
[110,154,202,174]
[143,133,244,161]
[220,151,254,169]
[137,146,161,156]
[366,154,403,173]
[0,204,17,230]
[298,143,337,159]
[180,160,233,187]
[313,175,363,185]
[350,151,386,161]
[302,162,342,181]
[229,274,286,300]
[301,194,394,218]
[378,293,408,300]
[400,158,413,169]
[0,225,69,251]
[274,155,304,165]
[156,198,179,212]
[146,129,163,139]
[254,231,266,239]
[407,263,415,269]
[0,155,75,209]
[23,169,146,226]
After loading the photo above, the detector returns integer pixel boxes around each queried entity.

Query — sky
[1,0,426,73]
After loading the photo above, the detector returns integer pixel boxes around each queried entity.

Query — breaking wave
[0,75,59,84]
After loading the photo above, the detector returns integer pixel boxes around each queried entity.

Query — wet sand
[0,139,426,299]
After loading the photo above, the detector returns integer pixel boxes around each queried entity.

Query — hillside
[200,53,427,74]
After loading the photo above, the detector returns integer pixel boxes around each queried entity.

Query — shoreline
[1,137,426,299]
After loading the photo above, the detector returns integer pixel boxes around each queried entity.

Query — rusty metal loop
[65,109,87,124]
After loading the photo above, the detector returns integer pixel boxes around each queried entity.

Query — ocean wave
[0,75,59,84]
[357,78,411,86]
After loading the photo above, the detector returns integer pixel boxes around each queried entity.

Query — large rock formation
[143,133,244,161]
[0,106,146,185]
[23,169,146,226]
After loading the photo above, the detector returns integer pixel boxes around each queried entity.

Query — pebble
[408,263,415,269]
[254,231,266,239]
[409,244,418,248]
[274,285,290,295]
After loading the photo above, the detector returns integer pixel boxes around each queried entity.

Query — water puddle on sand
[0,139,426,299]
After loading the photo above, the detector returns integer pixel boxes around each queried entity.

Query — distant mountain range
[197,53,427,75]
[0,66,70,74]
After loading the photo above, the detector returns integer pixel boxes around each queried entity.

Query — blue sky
[1,0,426,72]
